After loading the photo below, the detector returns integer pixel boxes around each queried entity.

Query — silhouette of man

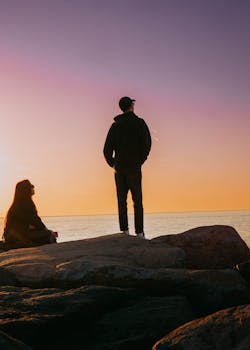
[104,96,151,238]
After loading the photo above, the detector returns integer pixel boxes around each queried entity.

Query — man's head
[119,96,135,112]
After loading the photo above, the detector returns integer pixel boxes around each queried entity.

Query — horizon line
[1,208,249,219]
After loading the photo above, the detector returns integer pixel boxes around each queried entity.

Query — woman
[3,179,57,248]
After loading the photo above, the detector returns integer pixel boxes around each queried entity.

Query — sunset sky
[0,0,249,216]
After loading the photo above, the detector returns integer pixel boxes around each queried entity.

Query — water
[1,211,248,245]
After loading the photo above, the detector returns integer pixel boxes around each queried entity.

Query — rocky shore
[0,225,250,349]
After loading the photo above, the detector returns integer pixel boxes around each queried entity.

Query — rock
[0,285,142,349]
[0,240,7,253]
[129,245,185,268]
[0,229,250,350]
[88,296,195,350]
[181,269,250,315]
[0,241,22,253]
[152,225,250,269]
[0,330,32,350]
[0,284,196,350]
[0,235,249,315]
[0,267,18,286]
[153,304,250,350]
[57,263,249,315]
[0,234,185,286]
[234,260,250,284]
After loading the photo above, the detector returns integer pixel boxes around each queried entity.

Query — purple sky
[0,0,250,215]
[2,0,250,97]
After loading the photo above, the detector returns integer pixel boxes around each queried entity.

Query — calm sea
[1,211,249,246]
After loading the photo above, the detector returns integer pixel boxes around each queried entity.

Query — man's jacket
[103,111,151,172]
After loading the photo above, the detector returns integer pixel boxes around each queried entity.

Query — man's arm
[103,124,115,167]
[141,120,152,163]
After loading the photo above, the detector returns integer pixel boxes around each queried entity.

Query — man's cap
[119,96,136,111]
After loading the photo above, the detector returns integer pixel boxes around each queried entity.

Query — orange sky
[0,1,249,217]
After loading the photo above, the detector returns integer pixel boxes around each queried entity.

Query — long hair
[13,179,34,202]
[4,179,35,226]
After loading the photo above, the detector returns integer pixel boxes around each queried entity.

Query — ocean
[1,210,249,246]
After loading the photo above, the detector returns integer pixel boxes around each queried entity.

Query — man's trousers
[115,169,143,234]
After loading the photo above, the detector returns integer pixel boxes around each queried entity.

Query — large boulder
[0,229,250,350]
[152,225,250,269]
[0,234,249,315]
[0,285,142,349]
[153,304,250,350]
[0,251,248,315]
[0,284,195,350]
[89,296,195,350]
[0,234,185,287]
[56,264,250,315]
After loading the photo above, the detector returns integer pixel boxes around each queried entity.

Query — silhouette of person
[104,96,151,238]
[3,179,58,247]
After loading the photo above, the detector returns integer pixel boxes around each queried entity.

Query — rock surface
[0,330,32,350]
[57,263,249,315]
[235,260,250,284]
[0,226,250,350]
[153,304,250,350]
[0,234,185,286]
[0,285,194,350]
[0,285,142,349]
[0,233,249,316]
[153,225,250,269]
[90,296,194,350]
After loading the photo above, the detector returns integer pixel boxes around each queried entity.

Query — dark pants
[115,169,143,234]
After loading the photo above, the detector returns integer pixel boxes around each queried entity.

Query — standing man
[103,96,151,238]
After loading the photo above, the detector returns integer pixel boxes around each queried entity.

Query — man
[103,96,151,238]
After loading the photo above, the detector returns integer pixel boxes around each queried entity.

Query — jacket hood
[114,111,138,122]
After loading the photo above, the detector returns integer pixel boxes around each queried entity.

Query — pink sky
[0,0,249,216]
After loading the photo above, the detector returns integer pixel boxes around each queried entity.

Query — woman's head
[14,179,35,201]
[4,180,35,227]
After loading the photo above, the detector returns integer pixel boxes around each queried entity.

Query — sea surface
[1,210,249,246]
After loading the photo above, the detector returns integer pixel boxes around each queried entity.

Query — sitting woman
[3,179,57,248]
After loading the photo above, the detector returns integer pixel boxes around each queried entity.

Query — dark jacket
[103,112,151,172]
[3,200,47,245]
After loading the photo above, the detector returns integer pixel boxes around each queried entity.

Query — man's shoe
[122,230,129,235]
[136,232,145,239]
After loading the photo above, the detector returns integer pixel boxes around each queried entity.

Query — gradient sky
[0,0,250,216]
